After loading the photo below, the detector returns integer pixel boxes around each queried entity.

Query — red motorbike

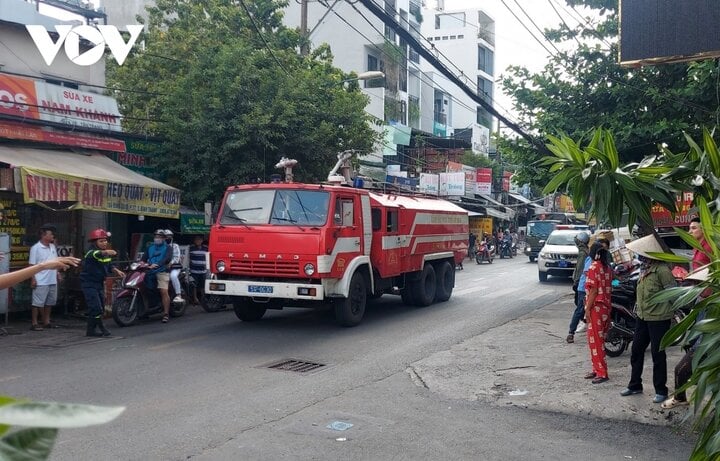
[111,262,188,327]
[475,239,494,264]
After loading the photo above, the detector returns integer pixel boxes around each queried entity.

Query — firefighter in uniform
[81,229,124,337]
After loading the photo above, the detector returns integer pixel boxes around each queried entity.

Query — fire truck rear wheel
[400,287,415,306]
[334,272,367,327]
[233,299,267,322]
[413,263,437,307]
[434,261,454,302]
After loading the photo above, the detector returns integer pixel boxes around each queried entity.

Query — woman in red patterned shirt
[584,242,613,384]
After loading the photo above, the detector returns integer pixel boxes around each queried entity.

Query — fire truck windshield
[220,189,330,226]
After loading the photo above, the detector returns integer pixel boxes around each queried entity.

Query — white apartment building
[421,1,495,154]
[284,0,424,128]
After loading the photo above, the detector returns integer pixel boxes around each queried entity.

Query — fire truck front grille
[230,260,300,276]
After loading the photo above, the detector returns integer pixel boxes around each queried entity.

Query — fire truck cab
[204,159,468,327]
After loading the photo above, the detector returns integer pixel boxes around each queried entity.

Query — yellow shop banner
[20,168,180,218]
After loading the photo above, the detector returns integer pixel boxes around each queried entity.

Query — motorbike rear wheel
[604,317,629,357]
[170,300,186,318]
[112,297,140,327]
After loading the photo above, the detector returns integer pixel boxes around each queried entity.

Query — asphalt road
[1,255,693,460]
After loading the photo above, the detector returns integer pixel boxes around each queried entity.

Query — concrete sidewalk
[409,295,690,427]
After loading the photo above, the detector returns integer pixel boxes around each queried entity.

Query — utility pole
[300,0,309,56]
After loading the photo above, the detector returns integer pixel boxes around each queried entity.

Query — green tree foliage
[498,0,720,191]
[107,0,378,205]
[543,128,720,460]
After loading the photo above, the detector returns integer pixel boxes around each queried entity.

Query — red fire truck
[204,155,469,327]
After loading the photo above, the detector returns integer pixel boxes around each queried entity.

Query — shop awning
[476,194,515,220]
[483,207,511,220]
[477,193,506,208]
[0,146,180,218]
[508,193,532,204]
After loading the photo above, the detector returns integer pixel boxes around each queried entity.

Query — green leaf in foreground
[0,402,124,429]
[0,427,57,461]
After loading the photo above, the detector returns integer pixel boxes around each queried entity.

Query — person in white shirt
[28,225,59,331]
[164,229,183,303]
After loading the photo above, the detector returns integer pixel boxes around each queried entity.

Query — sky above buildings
[440,0,596,125]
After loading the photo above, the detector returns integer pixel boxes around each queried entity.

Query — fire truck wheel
[400,287,415,306]
[334,272,367,327]
[434,261,454,302]
[201,294,227,313]
[413,263,437,307]
[233,299,267,322]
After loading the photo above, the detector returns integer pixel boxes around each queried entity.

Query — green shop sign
[181,213,210,234]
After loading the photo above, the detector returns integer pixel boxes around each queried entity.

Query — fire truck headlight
[216,260,226,272]
[303,263,315,276]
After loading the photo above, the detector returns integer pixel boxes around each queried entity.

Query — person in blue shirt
[81,228,124,337]
[141,229,172,323]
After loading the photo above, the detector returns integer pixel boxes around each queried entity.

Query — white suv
[538,228,590,282]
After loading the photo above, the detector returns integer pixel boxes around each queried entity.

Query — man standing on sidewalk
[28,225,59,331]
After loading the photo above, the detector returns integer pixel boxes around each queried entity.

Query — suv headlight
[539,252,548,258]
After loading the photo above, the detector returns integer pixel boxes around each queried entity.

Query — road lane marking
[148,335,209,351]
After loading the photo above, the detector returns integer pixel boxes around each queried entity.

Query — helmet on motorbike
[154,229,166,236]
[575,232,590,245]
[87,228,111,242]
[164,229,173,239]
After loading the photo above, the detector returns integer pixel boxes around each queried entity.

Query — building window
[366,55,383,89]
[442,36,448,40]
[450,35,456,40]
[478,45,494,75]
[458,34,464,39]
[435,15,440,29]
[409,47,420,63]
[44,79,79,89]
[477,77,493,103]
[477,107,492,128]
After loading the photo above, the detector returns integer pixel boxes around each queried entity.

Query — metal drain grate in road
[266,359,326,373]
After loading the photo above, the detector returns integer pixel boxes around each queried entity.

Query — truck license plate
[248,285,273,294]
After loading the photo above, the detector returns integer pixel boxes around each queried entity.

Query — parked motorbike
[604,265,688,357]
[112,262,189,326]
[475,240,494,264]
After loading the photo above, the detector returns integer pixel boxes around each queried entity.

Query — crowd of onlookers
[568,218,708,409]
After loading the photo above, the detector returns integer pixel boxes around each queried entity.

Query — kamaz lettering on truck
[204,155,469,327]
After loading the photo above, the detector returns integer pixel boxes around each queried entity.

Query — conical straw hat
[686,265,710,282]
[625,234,670,260]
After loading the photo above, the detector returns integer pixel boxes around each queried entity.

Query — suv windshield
[220,190,330,226]
[547,232,582,245]
[528,221,558,238]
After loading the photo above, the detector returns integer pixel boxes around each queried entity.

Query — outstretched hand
[43,257,81,271]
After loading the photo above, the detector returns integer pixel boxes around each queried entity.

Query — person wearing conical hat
[620,234,677,404]
[663,217,712,409]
